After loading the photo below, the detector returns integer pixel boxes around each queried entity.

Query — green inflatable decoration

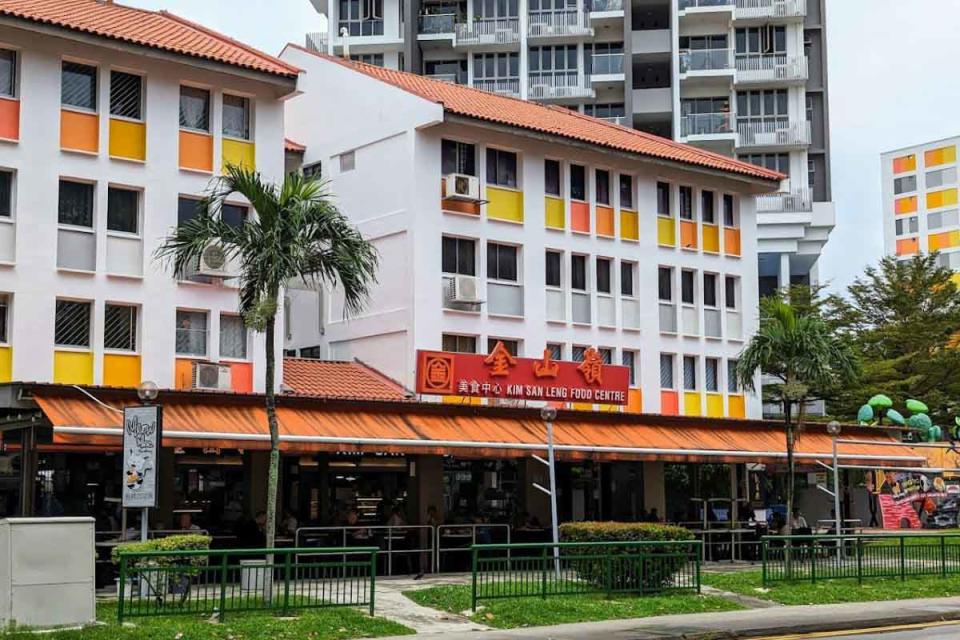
[857,404,874,424]
[929,425,943,442]
[885,408,906,426]
[906,399,929,414]
[868,394,893,410]
[907,413,933,430]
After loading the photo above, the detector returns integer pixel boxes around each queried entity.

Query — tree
[157,166,378,554]
[736,297,857,533]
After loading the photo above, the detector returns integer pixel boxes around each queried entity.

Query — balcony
[679,48,734,75]
[418,13,456,37]
[589,0,623,12]
[589,52,625,77]
[426,72,466,84]
[472,78,520,97]
[528,73,594,100]
[680,113,735,138]
[455,18,520,47]
[735,54,808,84]
[305,31,328,52]
[756,188,813,213]
[734,0,806,21]
[528,9,593,39]
[338,20,385,37]
[599,115,628,126]
[678,0,734,12]
[737,120,811,149]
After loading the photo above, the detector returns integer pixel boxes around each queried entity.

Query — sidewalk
[377,595,960,639]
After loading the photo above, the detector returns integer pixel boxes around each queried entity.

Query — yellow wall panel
[705,393,724,417]
[927,188,958,210]
[928,230,960,251]
[895,196,917,215]
[620,210,638,241]
[0,346,11,383]
[53,351,93,385]
[222,138,256,172]
[728,395,746,418]
[544,196,565,229]
[486,186,524,222]
[925,146,957,168]
[103,353,142,388]
[657,216,676,246]
[109,119,146,161]
[683,391,702,416]
[702,224,720,253]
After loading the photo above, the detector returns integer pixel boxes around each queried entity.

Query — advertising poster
[122,405,162,509]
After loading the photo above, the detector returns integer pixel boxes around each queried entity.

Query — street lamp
[826,421,842,539]
[540,405,560,576]
[137,380,159,404]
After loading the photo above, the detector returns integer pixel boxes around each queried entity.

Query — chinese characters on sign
[416,343,630,405]
[122,405,162,509]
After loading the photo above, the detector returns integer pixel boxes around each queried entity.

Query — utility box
[0,517,95,629]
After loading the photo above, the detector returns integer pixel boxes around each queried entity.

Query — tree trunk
[785,399,795,536]
[263,308,279,601]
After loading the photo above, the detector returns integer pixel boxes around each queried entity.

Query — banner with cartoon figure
[122,405,162,509]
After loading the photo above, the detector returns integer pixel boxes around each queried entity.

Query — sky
[123,0,960,294]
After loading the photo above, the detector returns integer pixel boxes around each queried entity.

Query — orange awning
[33,386,926,467]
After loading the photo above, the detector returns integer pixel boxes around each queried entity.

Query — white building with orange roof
[280,46,782,420]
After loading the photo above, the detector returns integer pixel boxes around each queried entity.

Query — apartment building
[305,0,833,297]
[281,46,784,419]
[882,136,960,278]
[0,0,297,392]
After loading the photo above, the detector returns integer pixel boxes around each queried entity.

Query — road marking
[753,619,960,639]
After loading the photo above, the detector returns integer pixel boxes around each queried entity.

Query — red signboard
[416,343,630,405]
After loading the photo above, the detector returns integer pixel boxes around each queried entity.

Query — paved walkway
[374,574,488,635]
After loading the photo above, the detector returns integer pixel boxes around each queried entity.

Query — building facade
[0,0,297,393]
[304,0,834,296]
[281,46,784,419]
[882,136,960,276]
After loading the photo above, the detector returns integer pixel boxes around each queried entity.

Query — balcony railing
[419,13,456,34]
[338,20,385,37]
[455,18,521,46]
[528,9,593,37]
[757,188,813,213]
[472,78,521,97]
[734,0,806,20]
[680,113,734,137]
[679,0,734,10]
[305,31,328,52]
[589,52,624,75]
[679,48,734,74]
[425,72,465,84]
[598,115,628,126]
[737,120,811,148]
[589,0,623,12]
[735,54,808,83]
[528,72,594,99]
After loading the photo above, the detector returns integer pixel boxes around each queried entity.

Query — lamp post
[541,405,560,563]
[135,381,159,543]
[826,421,842,539]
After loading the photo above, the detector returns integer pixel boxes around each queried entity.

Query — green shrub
[559,522,697,594]
[111,533,212,568]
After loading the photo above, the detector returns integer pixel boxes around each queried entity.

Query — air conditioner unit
[192,361,233,391]
[446,275,482,304]
[443,173,480,201]
[197,243,233,278]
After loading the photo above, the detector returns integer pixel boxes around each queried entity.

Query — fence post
[219,552,228,623]
[761,540,767,587]
[695,543,702,594]
[369,549,377,616]
[117,554,127,623]
[541,545,548,600]
[282,551,292,616]
[899,536,906,582]
[856,537,863,585]
[604,553,613,599]
[942,536,948,578]
[810,539,816,584]
[471,547,478,613]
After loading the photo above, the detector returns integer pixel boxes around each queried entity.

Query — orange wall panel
[896,237,919,256]
[60,109,99,153]
[894,196,917,215]
[0,98,19,141]
[179,130,213,172]
[679,220,698,250]
[571,201,590,233]
[724,227,741,256]
[174,358,194,390]
[441,179,480,215]
[596,205,614,237]
[230,362,253,393]
[660,390,679,415]
[892,154,916,174]
[626,388,642,414]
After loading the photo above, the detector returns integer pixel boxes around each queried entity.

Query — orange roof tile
[281,358,411,401]
[288,45,783,183]
[285,137,306,153]
[0,0,299,79]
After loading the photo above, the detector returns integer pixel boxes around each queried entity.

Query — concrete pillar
[778,253,791,291]
[408,455,444,525]
[643,461,666,519]
[518,458,550,526]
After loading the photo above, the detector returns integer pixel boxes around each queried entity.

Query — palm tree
[157,165,378,554]
[736,297,857,534]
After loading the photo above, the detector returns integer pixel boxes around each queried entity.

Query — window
[622,350,637,386]
[350,53,385,66]
[926,167,957,189]
[488,338,519,356]
[179,86,210,131]
[660,353,675,389]
[598,347,613,365]
[596,169,610,206]
[178,197,201,226]
[473,53,519,81]
[571,254,586,290]
[104,304,137,352]
[683,355,697,390]
[0,170,11,217]
[583,102,625,120]
[545,159,561,196]
[723,194,736,226]
[927,210,957,231]
[222,94,251,140]
[441,236,476,275]
[443,334,477,353]
[55,300,91,348]
[222,204,248,228]
[570,164,586,201]
[0,49,15,98]
[545,250,561,287]
[546,342,563,361]
[735,26,786,55]
[107,187,139,234]
[728,359,740,393]
[529,45,578,75]
[679,186,693,220]
[681,269,695,304]
[61,62,97,111]
[487,242,518,281]
[725,276,738,309]
[0,294,8,343]
[736,89,788,125]
[705,358,719,392]
[220,314,247,359]
[109,71,142,120]
[476,0,519,19]
[893,175,916,195]
[596,257,611,294]
[657,181,671,216]
[58,180,93,227]
[701,191,715,224]
[620,261,635,297]
[620,175,633,209]
[738,153,789,174]
[703,273,717,307]
[658,266,672,301]
[572,345,586,362]
[176,310,208,356]
[302,162,322,180]
[339,0,385,35]
[486,148,518,188]
[896,216,919,235]
[442,140,476,175]
[340,150,356,172]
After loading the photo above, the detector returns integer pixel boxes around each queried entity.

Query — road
[757,621,960,639]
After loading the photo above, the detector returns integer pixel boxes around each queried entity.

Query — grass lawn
[703,570,960,606]
[404,585,743,629]
[0,602,413,640]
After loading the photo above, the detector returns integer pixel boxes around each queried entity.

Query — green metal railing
[761,534,960,585]
[117,546,378,622]
[470,540,702,611]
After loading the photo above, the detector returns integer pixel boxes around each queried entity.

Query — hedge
[111,533,212,569]
[560,521,695,544]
